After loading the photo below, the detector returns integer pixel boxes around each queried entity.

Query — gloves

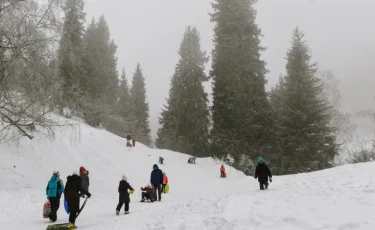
[270,178,272,183]
[87,193,92,198]
[129,190,134,194]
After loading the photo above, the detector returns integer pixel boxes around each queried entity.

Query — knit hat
[73,170,78,175]
[122,175,127,181]
[258,157,265,163]
[53,170,60,176]
[153,164,158,169]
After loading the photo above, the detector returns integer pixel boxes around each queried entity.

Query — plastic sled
[46,223,77,230]
[165,184,170,193]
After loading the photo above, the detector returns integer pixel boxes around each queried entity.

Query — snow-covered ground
[1,118,375,229]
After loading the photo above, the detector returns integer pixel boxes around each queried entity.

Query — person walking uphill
[220,165,226,178]
[46,171,64,222]
[255,157,272,190]
[132,135,136,147]
[81,170,89,198]
[116,175,134,215]
[150,164,163,201]
[64,171,91,225]
[162,172,168,193]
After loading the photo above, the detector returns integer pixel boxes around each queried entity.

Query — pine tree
[130,64,151,146]
[272,28,338,174]
[82,16,119,126]
[57,0,86,112]
[210,0,273,167]
[156,26,210,156]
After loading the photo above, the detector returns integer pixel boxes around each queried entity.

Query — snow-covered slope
[1,118,375,229]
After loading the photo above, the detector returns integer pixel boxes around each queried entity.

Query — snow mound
[1,117,375,229]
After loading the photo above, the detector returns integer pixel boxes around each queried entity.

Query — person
[81,170,89,198]
[64,171,91,225]
[132,135,136,147]
[79,166,89,177]
[140,185,155,202]
[126,134,131,144]
[220,165,226,178]
[159,157,164,164]
[46,171,64,222]
[150,164,163,201]
[162,172,168,193]
[116,175,134,215]
[188,157,196,164]
[254,157,272,190]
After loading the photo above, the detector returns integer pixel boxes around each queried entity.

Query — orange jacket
[220,166,225,172]
[163,174,168,184]
[132,135,136,141]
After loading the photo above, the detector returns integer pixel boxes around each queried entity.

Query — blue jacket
[46,175,64,198]
[150,169,163,185]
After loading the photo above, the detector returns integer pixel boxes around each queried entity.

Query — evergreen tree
[210,0,273,168]
[156,26,210,156]
[272,28,338,174]
[57,0,86,112]
[130,64,151,146]
[82,16,119,126]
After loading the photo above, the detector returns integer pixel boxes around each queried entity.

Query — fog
[85,0,375,140]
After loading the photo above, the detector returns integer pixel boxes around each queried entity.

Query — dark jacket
[255,163,272,183]
[150,169,163,185]
[141,186,155,200]
[64,175,90,213]
[81,173,89,191]
[118,180,134,203]
[126,135,131,141]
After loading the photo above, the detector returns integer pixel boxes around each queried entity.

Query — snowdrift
[1,116,375,229]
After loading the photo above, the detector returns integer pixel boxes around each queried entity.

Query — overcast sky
[85,0,375,140]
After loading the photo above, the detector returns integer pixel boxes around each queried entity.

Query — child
[116,175,134,215]
[254,157,272,190]
[140,185,155,202]
[162,172,168,193]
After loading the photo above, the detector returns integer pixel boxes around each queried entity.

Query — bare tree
[0,0,63,140]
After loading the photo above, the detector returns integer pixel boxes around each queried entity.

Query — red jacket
[220,166,225,172]
[163,174,168,185]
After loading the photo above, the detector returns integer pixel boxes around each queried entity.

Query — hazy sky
[85,0,375,140]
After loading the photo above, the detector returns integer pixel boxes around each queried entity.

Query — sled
[43,200,51,218]
[64,200,69,214]
[223,171,227,178]
[46,223,77,230]
[164,184,170,193]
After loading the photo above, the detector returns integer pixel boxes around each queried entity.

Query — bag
[46,223,77,230]
[165,184,170,193]
[43,200,51,218]
[64,200,69,214]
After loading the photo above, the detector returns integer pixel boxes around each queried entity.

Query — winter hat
[153,164,158,169]
[53,170,60,176]
[122,175,127,181]
[73,170,78,175]
[258,157,265,163]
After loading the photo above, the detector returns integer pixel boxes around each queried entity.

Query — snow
[1,117,375,229]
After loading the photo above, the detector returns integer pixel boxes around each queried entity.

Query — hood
[68,174,81,182]
[153,164,158,169]
[50,175,59,181]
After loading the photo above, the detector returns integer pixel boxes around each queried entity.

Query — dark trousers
[153,184,161,200]
[69,212,77,224]
[259,181,269,190]
[132,140,135,146]
[48,197,60,222]
[142,193,152,201]
[116,202,129,212]
[220,171,225,178]
[161,184,166,193]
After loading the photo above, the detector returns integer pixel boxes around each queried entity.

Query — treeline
[0,0,151,146]
[156,0,341,175]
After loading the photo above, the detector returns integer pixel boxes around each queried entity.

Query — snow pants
[132,140,135,147]
[116,202,129,212]
[259,181,269,190]
[153,184,162,201]
[48,197,60,222]
[69,211,77,224]
[220,171,225,178]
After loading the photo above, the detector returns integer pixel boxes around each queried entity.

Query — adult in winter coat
[220,165,226,178]
[162,172,168,193]
[64,171,91,225]
[132,135,136,147]
[81,170,89,198]
[254,157,272,190]
[126,134,131,143]
[46,171,65,222]
[79,166,89,177]
[140,185,155,202]
[150,164,163,201]
[116,175,134,215]
[159,157,164,164]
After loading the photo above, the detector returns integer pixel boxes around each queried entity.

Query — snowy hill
[1,118,375,229]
